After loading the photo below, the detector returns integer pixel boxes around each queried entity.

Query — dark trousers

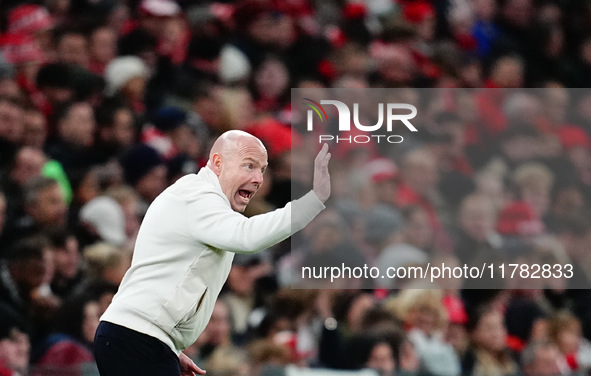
[94,321,181,376]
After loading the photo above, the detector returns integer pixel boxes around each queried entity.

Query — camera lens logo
[303,98,418,144]
[303,98,328,123]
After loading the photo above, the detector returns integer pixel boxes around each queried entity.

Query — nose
[252,170,264,186]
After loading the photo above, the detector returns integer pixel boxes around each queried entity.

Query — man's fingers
[312,143,331,203]
[316,144,330,168]
[192,364,206,375]
[315,143,329,163]
[321,151,331,168]
[184,365,206,376]
[180,353,206,375]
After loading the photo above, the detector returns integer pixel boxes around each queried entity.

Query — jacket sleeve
[187,190,324,254]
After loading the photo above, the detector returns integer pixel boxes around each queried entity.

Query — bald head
[209,130,266,163]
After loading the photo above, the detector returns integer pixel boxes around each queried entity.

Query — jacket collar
[199,165,231,207]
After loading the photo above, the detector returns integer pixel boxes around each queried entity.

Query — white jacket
[100,166,324,354]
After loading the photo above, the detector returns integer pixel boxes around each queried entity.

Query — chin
[231,203,247,213]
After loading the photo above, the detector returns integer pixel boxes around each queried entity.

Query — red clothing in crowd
[32,336,93,376]
[0,362,12,376]
[448,154,473,176]
[395,181,442,231]
[475,86,508,137]
[35,340,93,366]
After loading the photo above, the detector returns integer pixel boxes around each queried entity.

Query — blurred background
[1,0,591,375]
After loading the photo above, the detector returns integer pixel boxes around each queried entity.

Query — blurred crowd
[1,0,591,375]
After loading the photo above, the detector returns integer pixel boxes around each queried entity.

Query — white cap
[104,56,149,96]
[219,44,251,84]
[139,0,181,17]
[80,196,127,246]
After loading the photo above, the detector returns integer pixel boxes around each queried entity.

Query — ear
[211,153,223,176]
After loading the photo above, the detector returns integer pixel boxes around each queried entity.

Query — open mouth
[238,189,254,200]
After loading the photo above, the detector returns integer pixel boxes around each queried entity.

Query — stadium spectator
[21,107,48,151]
[0,95,24,170]
[0,236,57,338]
[1,1,591,374]
[400,205,435,255]
[54,27,89,69]
[206,345,251,376]
[33,63,75,119]
[347,330,400,376]
[79,195,127,247]
[82,243,131,286]
[31,292,100,374]
[103,56,150,115]
[91,99,136,164]
[46,228,83,300]
[318,291,375,369]
[46,101,96,182]
[2,177,67,247]
[512,162,555,220]
[462,305,519,376]
[0,303,30,376]
[88,26,118,76]
[386,289,461,376]
[1,146,47,224]
[454,193,503,264]
[104,185,141,245]
[520,341,567,376]
[142,106,196,161]
[118,143,167,207]
[548,310,591,374]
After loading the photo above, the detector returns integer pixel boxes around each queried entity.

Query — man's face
[90,27,117,64]
[57,34,89,68]
[135,165,167,202]
[0,328,29,372]
[111,109,135,146]
[492,57,524,88]
[53,236,80,279]
[22,111,47,149]
[366,342,395,375]
[11,147,46,186]
[522,184,551,216]
[13,250,51,292]
[215,138,267,212]
[82,301,101,344]
[204,301,230,345]
[502,0,532,28]
[460,198,496,242]
[526,344,562,376]
[403,152,439,196]
[0,99,24,142]
[29,184,67,227]
[472,310,507,353]
[60,103,95,147]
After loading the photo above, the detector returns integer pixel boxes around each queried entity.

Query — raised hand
[313,143,331,203]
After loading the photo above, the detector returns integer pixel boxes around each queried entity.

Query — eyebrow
[243,158,268,168]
